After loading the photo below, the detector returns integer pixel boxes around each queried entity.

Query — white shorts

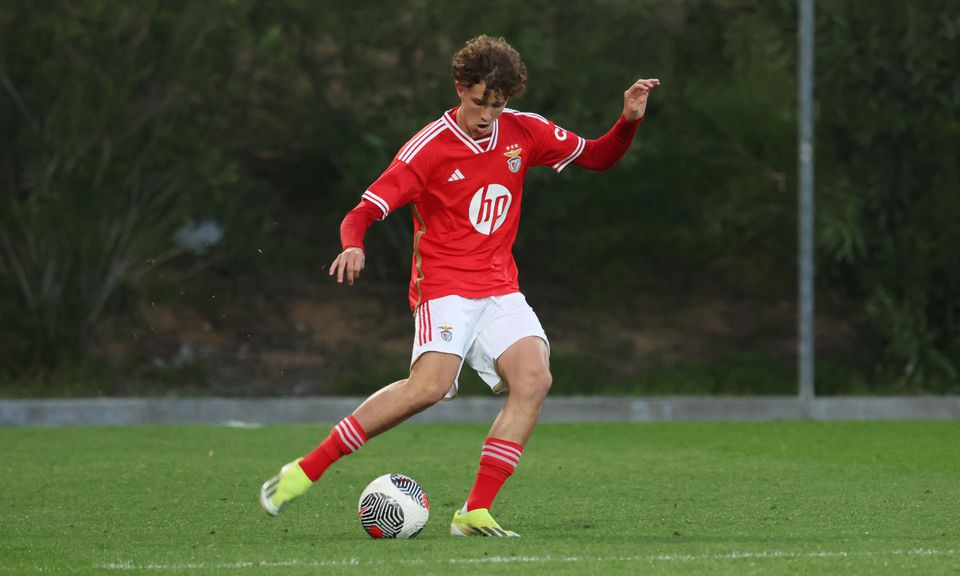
[411,292,548,399]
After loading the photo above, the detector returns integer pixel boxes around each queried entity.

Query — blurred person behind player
[260,35,659,537]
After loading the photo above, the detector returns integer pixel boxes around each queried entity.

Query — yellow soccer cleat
[259,458,312,516]
[450,506,520,537]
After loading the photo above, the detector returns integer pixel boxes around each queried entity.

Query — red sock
[465,438,523,511]
[298,415,368,482]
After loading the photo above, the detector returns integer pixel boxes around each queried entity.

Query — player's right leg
[260,458,312,516]
[453,327,552,536]
[351,351,462,437]
[451,506,520,537]
[259,352,461,516]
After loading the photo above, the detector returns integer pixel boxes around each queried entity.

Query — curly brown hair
[451,35,527,100]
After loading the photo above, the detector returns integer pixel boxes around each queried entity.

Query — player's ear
[455,82,466,98]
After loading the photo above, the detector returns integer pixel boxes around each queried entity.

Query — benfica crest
[439,326,453,342]
[504,145,523,173]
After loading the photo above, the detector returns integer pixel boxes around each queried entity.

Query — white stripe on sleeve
[362,191,390,220]
[553,136,586,172]
[400,121,446,163]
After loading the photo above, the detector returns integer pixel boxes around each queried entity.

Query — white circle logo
[468,184,512,235]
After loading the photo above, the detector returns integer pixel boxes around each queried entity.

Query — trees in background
[0,2,272,370]
[1,0,957,390]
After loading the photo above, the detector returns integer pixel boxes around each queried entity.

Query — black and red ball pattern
[390,474,429,510]
[358,492,404,539]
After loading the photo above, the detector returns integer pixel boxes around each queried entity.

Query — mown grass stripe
[91,548,956,571]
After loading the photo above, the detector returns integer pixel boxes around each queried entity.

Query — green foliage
[0,356,117,398]
[815,0,960,387]
[630,352,796,396]
[0,2,271,371]
[547,349,618,395]
[1,0,958,391]
[332,346,408,395]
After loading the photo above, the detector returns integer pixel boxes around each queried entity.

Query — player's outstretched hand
[622,78,661,122]
[329,247,365,285]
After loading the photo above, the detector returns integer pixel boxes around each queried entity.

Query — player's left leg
[486,336,552,445]
[261,352,462,516]
[262,296,473,517]
[452,335,551,537]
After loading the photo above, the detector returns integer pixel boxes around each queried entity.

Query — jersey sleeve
[572,115,642,172]
[518,112,586,173]
[341,125,433,250]
[361,157,425,221]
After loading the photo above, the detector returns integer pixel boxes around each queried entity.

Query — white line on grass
[93,548,956,571]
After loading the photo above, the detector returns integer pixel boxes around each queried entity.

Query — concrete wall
[2,395,960,427]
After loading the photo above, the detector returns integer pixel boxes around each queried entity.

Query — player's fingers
[346,260,356,285]
[632,79,660,91]
[626,87,649,102]
[626,83,649,98]
[335,256,350,284]
[329,255,340,276]
[347,254,365,285]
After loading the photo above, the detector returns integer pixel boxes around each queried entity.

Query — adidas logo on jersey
[447,169,465,182]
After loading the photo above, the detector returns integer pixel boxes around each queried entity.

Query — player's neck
[453,106,486,141]
[453,107,470,137]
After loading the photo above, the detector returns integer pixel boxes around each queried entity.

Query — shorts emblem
[439,326,453,342]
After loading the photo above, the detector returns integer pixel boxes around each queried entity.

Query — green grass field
[2,421,958,575]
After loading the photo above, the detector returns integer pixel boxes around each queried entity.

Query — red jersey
[343,107,641,311]
[361,107,585,310]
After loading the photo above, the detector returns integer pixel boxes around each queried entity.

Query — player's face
[455,82,506,139]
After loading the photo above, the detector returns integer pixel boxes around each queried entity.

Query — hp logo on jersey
[469,184,512,235]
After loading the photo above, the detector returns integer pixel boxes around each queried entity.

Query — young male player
[260,35,659,537]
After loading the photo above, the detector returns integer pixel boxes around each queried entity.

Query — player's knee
[404,375,451,406]
[513,368,552,402]
[535,369,553,399]
[425,380,452,404]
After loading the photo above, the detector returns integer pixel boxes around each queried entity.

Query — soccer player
[260,35,659,537]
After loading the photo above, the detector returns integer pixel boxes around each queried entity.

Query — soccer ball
[358,473,430,539]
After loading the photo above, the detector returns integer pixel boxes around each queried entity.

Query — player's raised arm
[569,77,660,172]
[622,78,660,122]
